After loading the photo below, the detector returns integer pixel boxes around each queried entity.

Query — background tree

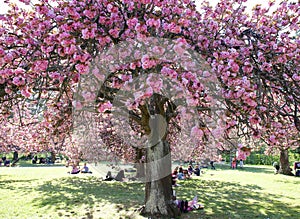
[0,0,299,217]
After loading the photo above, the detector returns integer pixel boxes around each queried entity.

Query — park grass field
[0,163,299,219]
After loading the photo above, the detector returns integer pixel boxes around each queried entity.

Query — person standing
[239,159,244,168]
[231,157,237,169]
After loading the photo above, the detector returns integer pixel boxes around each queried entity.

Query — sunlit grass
[177,164,300,219]
[0,163,299,218]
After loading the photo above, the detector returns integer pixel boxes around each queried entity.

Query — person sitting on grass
[193,165,200,176]
[172,169,181,186]
[81,163,92,174]
[104,171,115,181]
[2,156,10,167]
[183,169,191,179]
[68,164,80,174]
[4,159,10,167]
[32,156,37,164]
[177,168,185,180]
[187,165,193,175]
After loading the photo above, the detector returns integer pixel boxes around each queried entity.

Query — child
[239,159,244,168]
[232,157,237,169]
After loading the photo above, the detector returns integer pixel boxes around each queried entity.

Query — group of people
[172,165,201,186]
[68,162,136,181]
[69,163,93,174]
[231,157,244,169]
[31,156,52,164]
[0,156,19,167]
[171,164,205,212]
[172,171,205,213]
[273,161,300,176]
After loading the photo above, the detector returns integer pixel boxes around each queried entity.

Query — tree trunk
[141,115,180,218]
[142,140,180,218]
[136,163,145,178]
[279,149,293,176]
[51,151,56,164]
[13,151,18,161]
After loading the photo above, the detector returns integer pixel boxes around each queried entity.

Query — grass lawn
[0,162,299,219]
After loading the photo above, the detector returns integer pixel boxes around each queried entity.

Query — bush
[221,148,299,166]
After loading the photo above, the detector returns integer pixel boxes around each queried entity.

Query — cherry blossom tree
[0,0,299,217]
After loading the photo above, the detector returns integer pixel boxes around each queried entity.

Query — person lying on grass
[103,170,126,181]
[172,195,204,213]
[103,170,137,182]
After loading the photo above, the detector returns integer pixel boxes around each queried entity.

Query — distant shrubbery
[222,148,299,166]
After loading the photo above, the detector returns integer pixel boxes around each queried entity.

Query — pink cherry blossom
[229,61,239,73]
[191,126,204,139]
[21,87,31,98]
[98,101,112,113]
[75,64,89,74]
[292,74,300,81]
[127,18,138,29]
[174,43,186,56]
[1,0,300,215]
[12,76,26,86]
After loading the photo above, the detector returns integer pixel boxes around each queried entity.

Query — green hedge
[222,149,300,166]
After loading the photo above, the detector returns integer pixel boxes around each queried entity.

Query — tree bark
[13,151,18,161]
[135,148,145,178]
[279,149,294,176]
[135,162,145,178]
[50,151,56,164]
[141,115,180,218]
[142,140,180,218]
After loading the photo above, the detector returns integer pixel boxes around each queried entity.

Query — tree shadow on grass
[17,161,65,167]
[0,176,38,190]
[275,178,300,185]
[5,173,299,219]
[177,179,299,219]
[31,176,145,217]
